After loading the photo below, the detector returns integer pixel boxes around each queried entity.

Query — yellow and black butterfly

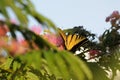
[58,28,88,52]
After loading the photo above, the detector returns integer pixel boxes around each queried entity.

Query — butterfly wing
[66,34,87,50]
[58,28,66,41]
[59,28,88,51]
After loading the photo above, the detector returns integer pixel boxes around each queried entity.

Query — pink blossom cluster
[0,20,65,56]
[89,50,100,56]
[29,25,42,35]
[0,22,29,56]
[106,10,120,27]
[0,23,9,36]
[0,20,40,56]
[43,33,64,50]
[29,25,64,50]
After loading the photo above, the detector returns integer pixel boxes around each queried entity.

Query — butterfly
[58,28,88,52]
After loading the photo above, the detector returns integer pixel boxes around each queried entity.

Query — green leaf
[12,61,21,71]
[44,50,62,78]
[33,12,56,29]
[60,51,93,80]
[87,63,109,80]
[44,50,92,80]
[9,4,28,25]
[17,50,42,69]
[26,71,39,80]
[0,57,13,71]
[54,51,71,79]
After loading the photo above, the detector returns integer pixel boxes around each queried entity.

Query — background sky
[31,0,120,36]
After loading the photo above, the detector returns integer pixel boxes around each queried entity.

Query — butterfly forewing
[58,29,66,41]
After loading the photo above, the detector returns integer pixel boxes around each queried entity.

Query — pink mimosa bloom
[8,40,28,56]
[105,11,120,27]
[0,24,9,36]
[105,16,110,22]
[106,11,120,23]
[56,35,64,46]
[89,50,100,56]
[10,19,18,24]
[0,40,7,48]
[110,11,120,19]
[0,37,29,56]
[43,33,64,50]
[58,45,64,50]
[30,25,42,35]
[44,33,57,46]
[106,11,120,22]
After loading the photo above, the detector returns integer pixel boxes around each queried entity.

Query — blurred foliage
[0,50,92,80]
[99,49,120,80]
[0,0,56,29]
[0,0,120,80]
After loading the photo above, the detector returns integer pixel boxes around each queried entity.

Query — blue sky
[31,0,120,36]
[0,0,119,36]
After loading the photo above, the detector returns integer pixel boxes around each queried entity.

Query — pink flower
[56,35,64,47]
[30,25,42,35]
[111,11,120,19]
[105,10,120,27]
[106,11,120,22]
[58,45,64,50]
[105,16,110,22]
[0,24,9,36]
[0,40,7,47]
[106,11,120,27]
[43,33,64,50]
[10,19,18,24]
[44,33,57,45]
[89,50,100,56]
[0,37,29,56]
[8,40,27,56]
